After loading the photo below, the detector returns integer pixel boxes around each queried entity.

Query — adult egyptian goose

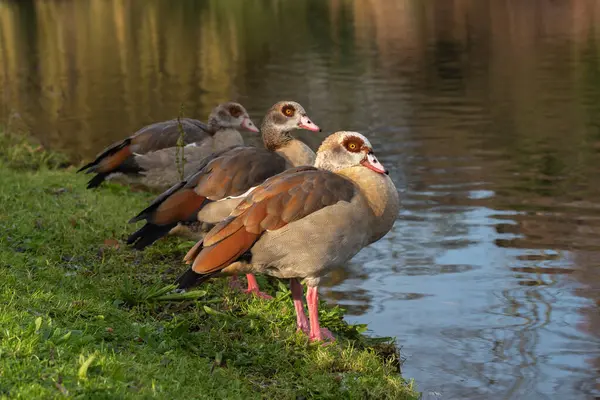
[126,101,320,296]
[175,131,400,342]
[77,102,258,189]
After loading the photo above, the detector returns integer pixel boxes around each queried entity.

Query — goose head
[261,100,321,150]
[315,131,388,175]
[208,102,259,133]
[263,101,321,132]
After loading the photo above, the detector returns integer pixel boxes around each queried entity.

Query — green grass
[0,131,420,399]
[0,131,70,171]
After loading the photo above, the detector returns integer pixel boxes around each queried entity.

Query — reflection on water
[3,0,600,398]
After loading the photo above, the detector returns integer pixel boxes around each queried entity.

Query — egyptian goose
[77,102,258,189]
[175,131,400,342]
[126,101,320,297]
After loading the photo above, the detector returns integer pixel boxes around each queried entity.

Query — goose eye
[348,143,357,150]
[282,106,295,117]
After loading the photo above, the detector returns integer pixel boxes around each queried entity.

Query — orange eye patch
[282,105,295,117]
[343,137,364,153]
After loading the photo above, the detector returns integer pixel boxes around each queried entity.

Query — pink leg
[244,274,273,300]
[290,279,309,334]
[306,286,335,342]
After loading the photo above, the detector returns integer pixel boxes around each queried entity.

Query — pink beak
[241,117,259,133]
[361,153,388,175]
[298,115,321,132]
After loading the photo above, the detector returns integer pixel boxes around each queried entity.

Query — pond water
[2,1,600,398]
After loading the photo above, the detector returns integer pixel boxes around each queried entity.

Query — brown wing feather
[193,147,288,200]
[131,118,211,153]
[242,202,268,233]
[151,189,206,225]
[128,146,239,224]
[96,145,133,173]
[184,240,204,264]
[190,168,356,274]
[77,138,132,173]
[192,228,259,274]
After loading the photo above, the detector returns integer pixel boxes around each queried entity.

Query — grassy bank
[0,131,420,399]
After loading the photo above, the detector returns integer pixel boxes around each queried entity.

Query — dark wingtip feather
[77,162,94,173]
[86,173,108,189]
[128,213,145,224]
[126,222,177,250]
[175,268,215,290]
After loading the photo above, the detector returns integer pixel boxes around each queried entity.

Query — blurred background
[2,1,600,398]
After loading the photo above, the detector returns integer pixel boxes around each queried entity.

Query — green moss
[0,131,419,399]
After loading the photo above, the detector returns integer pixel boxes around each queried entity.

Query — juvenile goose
[126,101,320,297]
[176,131,400,342]
[77,102,258,189]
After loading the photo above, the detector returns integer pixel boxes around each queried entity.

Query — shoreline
[0,130,419,399]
